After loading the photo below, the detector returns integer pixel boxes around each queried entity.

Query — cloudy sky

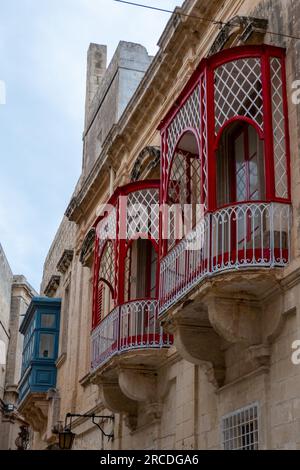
[0,0,180,290]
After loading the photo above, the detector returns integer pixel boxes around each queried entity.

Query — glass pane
[41,314,55,329]
[248,125,257,158]
[150,245,157,298]
[235,133,245,169]
[249,157,258,199]
[235,132,246,202]
[39,334,55,358]
[236,165,247,201]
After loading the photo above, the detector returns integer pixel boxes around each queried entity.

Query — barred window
[222,403,259,450]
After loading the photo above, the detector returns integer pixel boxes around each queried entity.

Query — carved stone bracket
[80,228,96,266]
[174,322,225,387]
[118,369,162,422]
[204,293,262,346]
[97,380,138,432]
[130,146,160,182]
[18,393,49,434]
[246,344,271,369]
[208,16,268,56]
[44,275,61,298]
[118,369,157,403]
[92,367,164,431]
[57,250,74,274]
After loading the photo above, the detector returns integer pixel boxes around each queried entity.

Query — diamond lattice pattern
[167,85,201,165]
[127,188,159,240]
[168,151,201,250]
[99,241,115,287]
[214,58,263,134]
[271,57,288,199]
[200,74,208,209]
[97,209,117,252]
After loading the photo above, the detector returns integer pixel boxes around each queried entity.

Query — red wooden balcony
[158,44,292,314]
[91,181,173,372]
[159,201,290,313]
[91,299,172,370]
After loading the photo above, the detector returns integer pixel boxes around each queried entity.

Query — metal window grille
[222,403,259,450]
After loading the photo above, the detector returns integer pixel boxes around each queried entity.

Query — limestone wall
[36,0,300,450]
[82,41,152,176]
[40,216,76,295]
[0,244,12,399]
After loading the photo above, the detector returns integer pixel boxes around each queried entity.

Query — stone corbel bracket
[173,321,225,388]
[118,368,162,423]
[94,378,138,432]
[92,367,163,432]
[18,393,49,435]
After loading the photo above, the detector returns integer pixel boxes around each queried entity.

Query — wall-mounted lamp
[58,413,114,450]
[15,425,30,450]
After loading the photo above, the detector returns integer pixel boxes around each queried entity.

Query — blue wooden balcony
[18,297,61,405]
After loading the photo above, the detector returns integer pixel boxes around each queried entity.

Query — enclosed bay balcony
[158,44,292,316]
[91,181,173,373]
[91,299,171,370]
[17,298,61,434]
[156,44,292,386]
[160,201,290,313]
[90,181,173,429]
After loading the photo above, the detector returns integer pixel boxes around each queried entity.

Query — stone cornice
[12,276,37,299]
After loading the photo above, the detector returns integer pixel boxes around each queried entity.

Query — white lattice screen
[126,188,159,241]
[167,150,201,250]
[164,76,208,209]
[99,241,115,287]
[200,73,208,209]
[166,85,201,165]
[214,58,263,134]
[271,57,288,199]
[97,208,117,252]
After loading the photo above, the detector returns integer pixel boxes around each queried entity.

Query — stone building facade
[17,0,300,450]
[0,244,35,449]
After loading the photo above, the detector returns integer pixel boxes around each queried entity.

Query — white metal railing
[120,299,172,351]
[91,306,119,370]
[159,202,291,313]
[91,300,172,370]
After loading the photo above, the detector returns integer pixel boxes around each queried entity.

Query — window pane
[249,157,259,199]
[150,246,157,298]
[248,124,257,158]
[235,133,245,169]
[236,166,247,201]
[39,334,55,358]
[41,314,55,328]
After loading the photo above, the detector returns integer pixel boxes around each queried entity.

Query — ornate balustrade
[159,202,291,313]
[91,299,172,370]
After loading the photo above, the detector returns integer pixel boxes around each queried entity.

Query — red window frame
[229,122,264,247]
[159,45,291,261]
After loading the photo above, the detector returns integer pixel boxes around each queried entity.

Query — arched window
[215,121,266,258]
[216,121,265,207]
[167,132,201,250]
[96,241,115,324]
[124,238,157,302]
